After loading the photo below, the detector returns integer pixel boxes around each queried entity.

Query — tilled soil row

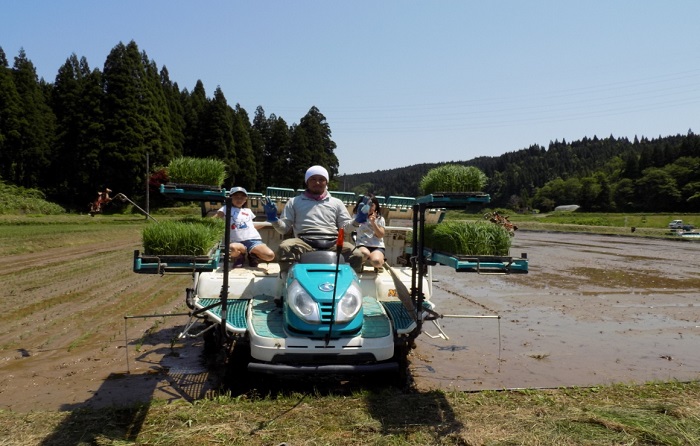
[0,228,194,411]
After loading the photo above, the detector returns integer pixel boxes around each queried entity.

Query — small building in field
[554,204,580,212]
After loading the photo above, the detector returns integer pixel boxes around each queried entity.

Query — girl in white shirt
[352,196,386,270]
[216,187,275,267]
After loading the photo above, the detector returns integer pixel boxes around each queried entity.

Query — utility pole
[145,153,150,218]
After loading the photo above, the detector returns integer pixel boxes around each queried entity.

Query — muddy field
[1,229,698,412]
[412,231,700,391]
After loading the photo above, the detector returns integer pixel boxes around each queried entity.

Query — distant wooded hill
[337,132,700,213]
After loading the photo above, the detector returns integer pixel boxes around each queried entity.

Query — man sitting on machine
[263,165,368,273]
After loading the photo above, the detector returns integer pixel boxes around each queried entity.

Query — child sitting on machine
[352,195,386,271]
[215,187,275,267]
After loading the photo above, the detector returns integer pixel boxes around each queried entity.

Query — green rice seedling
[177,215,225,230]
[420,164,487,194]
[167,157,227,187]
[142,218,224,256]
[423,221,511,256]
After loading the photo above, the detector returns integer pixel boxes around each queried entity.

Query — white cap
[305,165,329,183]
[229,187,247,195]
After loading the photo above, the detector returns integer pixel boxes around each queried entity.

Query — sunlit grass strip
[3,382,698,445]
[423,221,511,256]
[142,218,224,255]
[420,164,487,194]
[167,157,227,187]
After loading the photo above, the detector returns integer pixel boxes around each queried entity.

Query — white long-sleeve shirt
[271,192,355,239]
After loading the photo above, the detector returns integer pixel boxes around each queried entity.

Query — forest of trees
[0,41,338,210]
[339,132,700,213]
[1,40,699,213]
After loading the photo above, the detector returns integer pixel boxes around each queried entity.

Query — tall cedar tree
[231,104,257,190]
[160,66,185,159]
[249,106,267,191]
[254,107,294,189]
[268,114,294,188]
[198,86,236,184]
[0,47,24,184]
[10,49,55,189]
[297,106,339,180]
[51,54,105,208]
[182,80,207,157]
[288,123,312,189]
[141,57,175,167]
[102,41,150,198]
[102,41,175,198]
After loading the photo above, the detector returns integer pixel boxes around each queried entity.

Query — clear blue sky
[3,1,699,175]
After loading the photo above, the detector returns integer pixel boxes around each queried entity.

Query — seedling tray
[405,247,528,273]
[133,248,221,274]
[159,183,226,202]
[416,192,491,206]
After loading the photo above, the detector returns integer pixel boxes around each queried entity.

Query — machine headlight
[288,280,320,322]
[335,282,363,323]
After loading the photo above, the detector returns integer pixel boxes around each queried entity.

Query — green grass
[447,209,699,227]
[0,180,65,215]
[1,381,698,445]
[502,211,696,228]
[0,216,147,255]
[444,210,700,238]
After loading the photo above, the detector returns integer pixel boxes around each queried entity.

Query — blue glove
[354,196,370,224]
[263,197,278,222]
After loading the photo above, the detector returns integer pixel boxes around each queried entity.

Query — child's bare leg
[358,246,371,262]
[250,244,275,262]
[369,250,385,268]
[229,243,247,260]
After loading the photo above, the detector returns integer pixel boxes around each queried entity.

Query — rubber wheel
[224,341,255,396]
[373,343,411,390]
[202,322,220,355]
[393,344,411,390]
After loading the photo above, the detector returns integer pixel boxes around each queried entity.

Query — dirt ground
[1,230,698,412]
